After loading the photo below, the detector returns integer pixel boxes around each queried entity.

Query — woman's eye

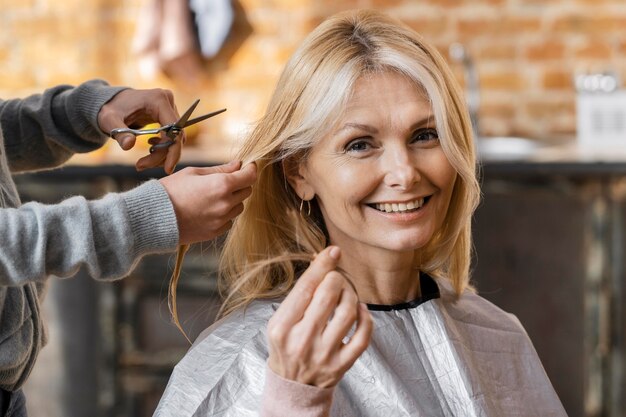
[411,128,439,143]
[345,139,372,153]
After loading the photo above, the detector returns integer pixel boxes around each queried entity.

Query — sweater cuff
[261,365,334,417]
[67,80,128,143]
[121,180,179,257]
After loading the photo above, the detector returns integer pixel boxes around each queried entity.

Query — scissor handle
[149,140,176,153]
[110,126,169,138]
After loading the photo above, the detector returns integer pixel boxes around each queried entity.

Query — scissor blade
[183,108,227,128]
[175,99,201,129]
[166,99,201,140]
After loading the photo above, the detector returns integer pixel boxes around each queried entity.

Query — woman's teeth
[374,198,425,213]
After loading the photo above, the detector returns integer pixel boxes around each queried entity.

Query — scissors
[110,99,226,153]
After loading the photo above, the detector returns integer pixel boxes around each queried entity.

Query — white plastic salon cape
[154,273,567,416]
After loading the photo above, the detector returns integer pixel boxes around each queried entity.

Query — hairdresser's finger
[163,138,183,175]
[136,146,168,171]
[150,131,182,174]
[191,160,242,175]
[339,303,373,366]
[275,246,341,324]
[100,111,136,150]
[153,91,181,133]
[227,162,258,188]
[115,133,137,150]
[224,201,245,222]
[193,162,256,191]
[212,220,234,238]
[231,186,253,205]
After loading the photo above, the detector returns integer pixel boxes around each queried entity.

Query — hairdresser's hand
[97,88,184,174]
[267,246,373,388]
[159,161,257,244]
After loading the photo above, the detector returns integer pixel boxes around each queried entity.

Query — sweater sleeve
[0,179,178,284]
[0,79,125,173]
[261,365,335,417]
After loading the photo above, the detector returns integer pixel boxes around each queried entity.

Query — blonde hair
[204,9,481,319]
[160,8,482,329]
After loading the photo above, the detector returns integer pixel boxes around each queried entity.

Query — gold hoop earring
[299,198,312,216]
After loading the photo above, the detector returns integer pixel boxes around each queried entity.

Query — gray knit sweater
[0,80,179,391]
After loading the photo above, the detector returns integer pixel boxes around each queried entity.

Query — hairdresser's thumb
[115,133,136,150]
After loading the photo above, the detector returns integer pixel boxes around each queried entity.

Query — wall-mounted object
[576,72,626,148]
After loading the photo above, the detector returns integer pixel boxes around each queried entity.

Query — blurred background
[3,0,626,416]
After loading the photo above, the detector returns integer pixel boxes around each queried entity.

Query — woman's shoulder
[435,277,527,335]
[192,298,280,350]
[154,299,280,417]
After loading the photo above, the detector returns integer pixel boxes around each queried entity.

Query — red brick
[457,18,496,38]
[479,101,516,119]
[480,71,526,91]
[524,97,575,119]
[574,40,613,60]
[475,43,518,61]
[525,41,566,61]
[541,69,575,90]
[457,16,541,39]
[550,14,626,35]
[404,16,451,38]
[311,0,369,14]
[370,0,408,7]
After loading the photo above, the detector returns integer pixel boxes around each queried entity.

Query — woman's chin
[379,235,431,253]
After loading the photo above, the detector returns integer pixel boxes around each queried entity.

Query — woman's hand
[267,246,373,388]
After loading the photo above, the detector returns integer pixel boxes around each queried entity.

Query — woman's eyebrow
[339,122,379,134]
[410,114,435,130]
[338,114,435,134]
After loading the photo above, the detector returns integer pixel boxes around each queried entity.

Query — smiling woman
[154,9,567,417]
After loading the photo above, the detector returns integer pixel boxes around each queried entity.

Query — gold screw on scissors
[110,99,226,154]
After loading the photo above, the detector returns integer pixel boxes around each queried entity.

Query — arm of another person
[0,81,257,283]
[261,246,373,416]
[0,80,125,172]
[0,160,256,285]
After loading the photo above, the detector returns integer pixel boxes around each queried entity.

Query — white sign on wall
[577,91,626,147]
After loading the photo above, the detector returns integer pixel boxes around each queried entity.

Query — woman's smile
[370,197,426,214]
[365,194,433,223]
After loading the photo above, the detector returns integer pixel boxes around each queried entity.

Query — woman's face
[291,71,457,256]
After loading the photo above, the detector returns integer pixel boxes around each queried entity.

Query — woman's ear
[282,157,315,200]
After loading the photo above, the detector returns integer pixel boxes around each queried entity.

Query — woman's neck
[337,247,421,305]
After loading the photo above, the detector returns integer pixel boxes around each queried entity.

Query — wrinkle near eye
[322,149,353,168]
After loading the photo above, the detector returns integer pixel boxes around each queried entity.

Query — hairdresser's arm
[1,80,187,174]
[0,161,255,285]
[0,180,177,284]
[261,246,373,416]
[0,80,126,172]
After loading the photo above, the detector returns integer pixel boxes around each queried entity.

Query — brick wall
[2,0,626,162]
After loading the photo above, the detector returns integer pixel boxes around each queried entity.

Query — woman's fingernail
[329,246,341,260]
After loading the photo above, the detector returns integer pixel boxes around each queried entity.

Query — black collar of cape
[366,272,440,312]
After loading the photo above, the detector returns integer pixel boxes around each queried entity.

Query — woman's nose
[383,148,420,190]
